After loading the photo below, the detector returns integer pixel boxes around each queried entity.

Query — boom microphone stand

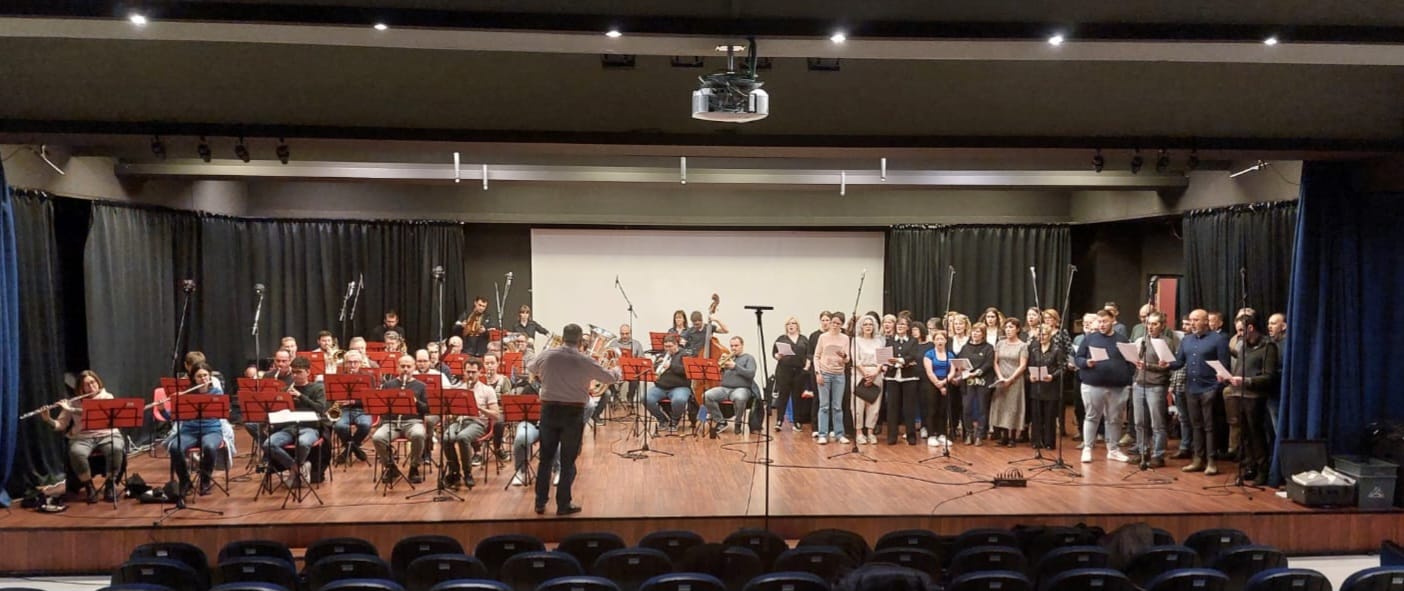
[829,269,876,462]
[1030,265,1082,478]
[745,304,776,530]
[921,265,970,467]
[1012,267,1050,466]
[618,277,671,460]
[1205,268,1263,494]
[252,283,265,369]
[433,266,445,344]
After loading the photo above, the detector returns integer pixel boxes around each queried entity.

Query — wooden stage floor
[2,408,1401,573]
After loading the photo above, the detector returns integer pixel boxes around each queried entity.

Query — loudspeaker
[1279,439,1329,477]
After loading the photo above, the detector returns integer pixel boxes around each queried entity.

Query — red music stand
[374,364,400,382]
[362,389,423,493]
[683,357,721,382]
[649,332,669,351]
[368,350,395,366]
[298,351,327,376]
[366,341,388,353]
[620,357,655,383]
[83,398,142,509]
[411,387,478,501]
[159,377,194,396]
[172,393,233,496]
[241,391,295,498]
[499,394,542,489]
[237,378,287,394]
[443,353,468,378]
[413,372,443,401]
[488,329,503,342]
[323,373,374,404]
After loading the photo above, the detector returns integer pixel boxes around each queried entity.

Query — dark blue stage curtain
[0,171,19,506]
[1276,162,1404,482]
[885,225,1071,321]
[1180,201,1297,325]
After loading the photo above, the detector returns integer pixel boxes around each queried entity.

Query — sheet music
[949,358,973,371]
[775,342,795,356]
[1029,366,1047,380]
[1115,342,1140,361]
[1206,360,1233,379]
[875,346,895,363]
[1089,347,1109,362]
[269,409,320,424]
[1151,338,1175,361]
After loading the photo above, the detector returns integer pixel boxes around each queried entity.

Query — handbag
[854,380,882,404]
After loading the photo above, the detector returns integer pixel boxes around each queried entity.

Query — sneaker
[855,434,867,444]
[496,448,510,462]
[938,435,950,444]
[510,471,527,487]
[1081,448,1093,463]
[838,436,853,445]
[775,421,783,432]
[927,436,938,447]
[812,430,821,439]
[817,436,829,445]
[1107,450,1131,462]
[717,422,732,434]
[471,454,483,467]
[408,468,424,484]
[920,427,929,438]
[1149,457,1166,468]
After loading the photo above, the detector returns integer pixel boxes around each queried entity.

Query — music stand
[237,378,289,474]
[368,350,394,367]
[158,393,230,524]
[443,354,468,379]
[265,407,327,508]
[298,351,327,376]
[362,389,422,494]
[82,398,141,509]
[648,332,668,353]
[501,352,525,379]
[501,395,543,486]
[324,373,375,467]
[409,380,471,502]
[158,377,194,397]
[618,357,667,460]
[241,391,295,498]
[682,358,720,438]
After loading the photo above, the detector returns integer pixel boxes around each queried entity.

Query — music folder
[269,410,320,425]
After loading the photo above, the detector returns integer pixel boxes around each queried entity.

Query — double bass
[692,293,726,403]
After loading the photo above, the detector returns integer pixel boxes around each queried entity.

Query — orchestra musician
[442,358,502,489]
[608,324,645,404]
[371,355,430,484]
[167,363,223,496]
[482,354,512,460]
[316,330,339,375]
[702,336,757,437]
[369,309,405,344]
[512,305,550,351]
[383,329,406,355]
[680,310,728,357]
[332,349,373,464]
[41,370,125,503]
[279,336,298,356]
[344,337,380,369]
[248,349,295,450]
[645,335,691,433]
[263,357,328,487]
[455,296,496,358]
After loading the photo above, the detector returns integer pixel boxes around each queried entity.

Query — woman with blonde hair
[852,315,885,444]
[772,316,810,432]
[951,322,995,446]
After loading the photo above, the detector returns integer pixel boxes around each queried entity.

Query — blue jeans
[265,426,319,471]
[1082,385,1128,453]
[961,384,991,439]
[1132,384,1168,459]
[817,372,846,437]
[334,408,373,446]
[1173,389,1193,451]
[646,386,691,427]
[169,427,224,485]
[703,386,751,425]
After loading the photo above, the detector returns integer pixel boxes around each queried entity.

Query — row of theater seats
[94,527,1404,591]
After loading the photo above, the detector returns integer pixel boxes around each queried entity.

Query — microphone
[949,265,956,275]
[505,272,514,289]
[432,265,444,279]
[861,268,867,279]
[181,279,196,292]
[1029,266,1037,281]
[615,275,620,287]
[254,283,265,295]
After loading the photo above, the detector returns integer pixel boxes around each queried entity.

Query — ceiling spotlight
[129,13,148,26]
[1264,36,1278,46]
[1092,149,1105,173]
[150,134,166,160]
[234,136,250,163]
[1048,34,1065,46]
[1155,149,1170,173]
[196,136,211,163]
[373,22,388,31]
[714,44,746,53]
[1186,149,1200,171]
[1129,149,1144,174]
[275,138,290,165]
[830,31,847,44]
[605,29,622,38]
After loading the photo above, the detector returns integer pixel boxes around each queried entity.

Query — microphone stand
[337,280,354,346]
[1011,267,1049,465]
[1205,268,1263,494]
[170,280,196,378]
[614,276,639,421]
[829,271,876,462]
[744,304,776,530]
[433,266,446,345]
[921,265,970,467]
[1123,276,1170,482]
[252,286,265,369]
[1030,265,1082,478]
[618,277,670,460]
[348,274,364,335]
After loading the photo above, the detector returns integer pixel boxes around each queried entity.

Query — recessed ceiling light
[1264,36,1279,46]
[714,44,746,53]
[830,31,847,44]
[1048,34,1065,46]
[605,29,622,38]
[373,23,388,31]
[129,13,148,26]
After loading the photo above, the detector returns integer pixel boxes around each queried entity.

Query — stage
[1,408,1398,574]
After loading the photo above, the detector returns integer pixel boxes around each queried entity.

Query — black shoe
[408,468,424,484]
[444,471,461,488]
[102,482,118,502]
[496,448,510,462]
[351,447,368,462]
[198,478,214,496]
[84,482,99,504]
[380,465,399,484]
[534,504,546,515]
[462,475,476,489]
[557,504,583,516]
[1173,449,1193,460]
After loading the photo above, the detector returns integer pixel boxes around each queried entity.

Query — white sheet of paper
[876,346,895,363]
[1029,366,1047,380]
[1090,347,1109,361]
[1207,360,1233,379]
[775,342,794,356]
[1151,338,1175,361]
[949,358,973,371]
[269,409,319,425]
[1116,342,1141,361]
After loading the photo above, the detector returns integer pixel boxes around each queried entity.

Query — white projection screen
[530,229,885,355]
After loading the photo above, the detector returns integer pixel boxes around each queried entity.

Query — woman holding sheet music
[1027,326,1066,450]
[951,323,995,446]
[771,316,809,432]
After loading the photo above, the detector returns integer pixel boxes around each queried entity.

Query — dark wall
[1070,218,1184,327]
[462,224,533,332]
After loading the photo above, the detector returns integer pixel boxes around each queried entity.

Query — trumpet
[144,380,210,410]
[20,391,98,420]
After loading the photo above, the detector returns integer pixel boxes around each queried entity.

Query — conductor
[526,323,621,516]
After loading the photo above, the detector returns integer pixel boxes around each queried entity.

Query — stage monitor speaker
[1279,439,1329,477]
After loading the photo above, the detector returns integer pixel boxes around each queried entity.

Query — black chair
[1343,566,1404,591]
[1041,568,1136,591]
[1183,529,1252,565]
[318,580,405,591]
[591,549,674,591]
[218,541,296,569]
[1145,569,1230,591]
[475,536,548,580]
[679,544,764,591]
[955,528,1019,550]
[428,581,511,591]
[308,555,393,591]
[405,555,489,591]
[796,529,871,566]
[392,536,465,579]
[869,548,942,579]
[114,558,204,591]
[1209,545,1287,591]
[131,542,212,590]
[1031,545,1109,587]
[1245,568,1331,591]
[875,529,941,553]
[1125,546,1199,588]
[836,563,932,591]
[723,530,790,570]
[1383,542,1404,568]
[771,547,856,583]
[100,585,179,591]
[556,533,627,575]
[639,531,707,566]
[1153,529,1178,546]
[500,553,583,591]
[210,583,290,591]
[306,539,381,571]
[217,557,299,591]
[535,576,621,591]
[949,546,1027,579]
[1022,528,1099,566]
[947,571,1032,591]
[639,573,727,591]
[740,572,830,591]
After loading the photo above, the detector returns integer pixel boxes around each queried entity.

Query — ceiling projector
[692,38,769,123]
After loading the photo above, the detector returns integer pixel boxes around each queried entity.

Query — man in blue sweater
[1074,309,1135,463]
[1169,309,1231,475]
